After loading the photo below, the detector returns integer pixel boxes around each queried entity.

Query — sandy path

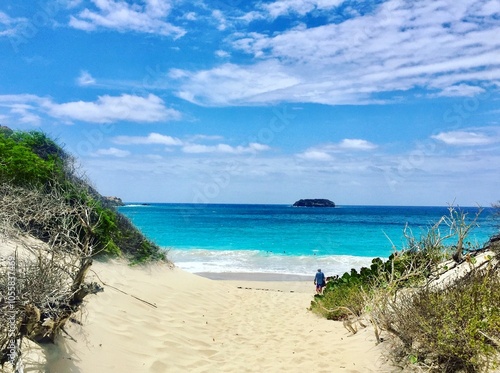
[34,260,394,373]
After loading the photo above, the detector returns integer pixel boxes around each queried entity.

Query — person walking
[314,269,325,294]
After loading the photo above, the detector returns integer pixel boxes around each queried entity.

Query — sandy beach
[20,259,394,373]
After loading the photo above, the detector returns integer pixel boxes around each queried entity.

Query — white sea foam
[166,248,377,277]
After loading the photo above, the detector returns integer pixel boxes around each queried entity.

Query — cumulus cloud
[0,93,181,124]
[112,132,270,155]
[297,138,377,160]
[338,139,378,151]
[94,147,131,157]
[211,10,228,31]
[261,0,345,18]
[182,142,270,154]
[297,150,333,161]
[113,132,183,146]
[432,130,497,146]
[45,94,181,123]
[69,0,186,38]
[172,0,500,106]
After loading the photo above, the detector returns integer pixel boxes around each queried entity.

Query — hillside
[0,128,166,262]
[0,128,169,370]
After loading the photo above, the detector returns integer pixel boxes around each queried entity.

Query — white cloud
[297,138,377,160]
[77,70,96,86]
[474,0,500,16]
[248,143,271,152]
[183,12,197,21]
[112,132,270,155]
[113,132,183,146]
[94,147,131,157]
[182,142,270,154]
[69,0,186,38]
[68,16,95,31]
[212,10,227,31]
[173,0,500,106]
[66,0,83,8]
[432,130,497,146]
[433,84,486,97]
[172,61,300,106]
[261,0,345,18]
[238,11,266,23]
[297,150,333,161]
[338,139,378,151]
[215,50,230,58]
[45,94,181,123]
[0,93,181,124]
[0,94,48,125]
[187,134,225,142]
[9,104,42,125]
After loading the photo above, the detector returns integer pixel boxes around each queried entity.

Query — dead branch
[0,183,104,369]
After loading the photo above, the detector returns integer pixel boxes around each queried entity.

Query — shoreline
[195,271,312,281]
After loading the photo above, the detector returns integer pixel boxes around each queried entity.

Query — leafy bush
[0,132,60,186]
[312,263,380,319]
[311,245,446,320]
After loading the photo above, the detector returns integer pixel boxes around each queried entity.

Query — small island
[292,199,335,207]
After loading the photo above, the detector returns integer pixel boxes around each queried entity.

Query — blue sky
[1,0,499,205]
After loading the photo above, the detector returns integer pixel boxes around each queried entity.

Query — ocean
[118,204,498,277]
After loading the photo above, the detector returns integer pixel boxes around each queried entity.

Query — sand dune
[32,260,395,373]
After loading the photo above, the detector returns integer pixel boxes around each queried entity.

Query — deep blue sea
[118,204,498,277]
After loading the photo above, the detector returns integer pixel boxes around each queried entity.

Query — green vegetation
[0,129,62,186]
[0,128,166,263]
[311,207,500,372]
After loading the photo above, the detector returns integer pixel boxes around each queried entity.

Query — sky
[0,0,499,206]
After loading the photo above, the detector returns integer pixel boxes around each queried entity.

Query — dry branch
[0,183,103,370]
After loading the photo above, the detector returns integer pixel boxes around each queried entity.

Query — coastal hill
[0,128,167,369]
[293,199,335,207]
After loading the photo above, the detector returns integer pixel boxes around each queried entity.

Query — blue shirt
[315,271,325,286]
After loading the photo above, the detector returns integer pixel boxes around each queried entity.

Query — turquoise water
[119,204,498,276]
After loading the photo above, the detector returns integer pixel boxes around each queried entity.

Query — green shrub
[313,282,366,319]
[310,247,444,321]
[0,133,59,186]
